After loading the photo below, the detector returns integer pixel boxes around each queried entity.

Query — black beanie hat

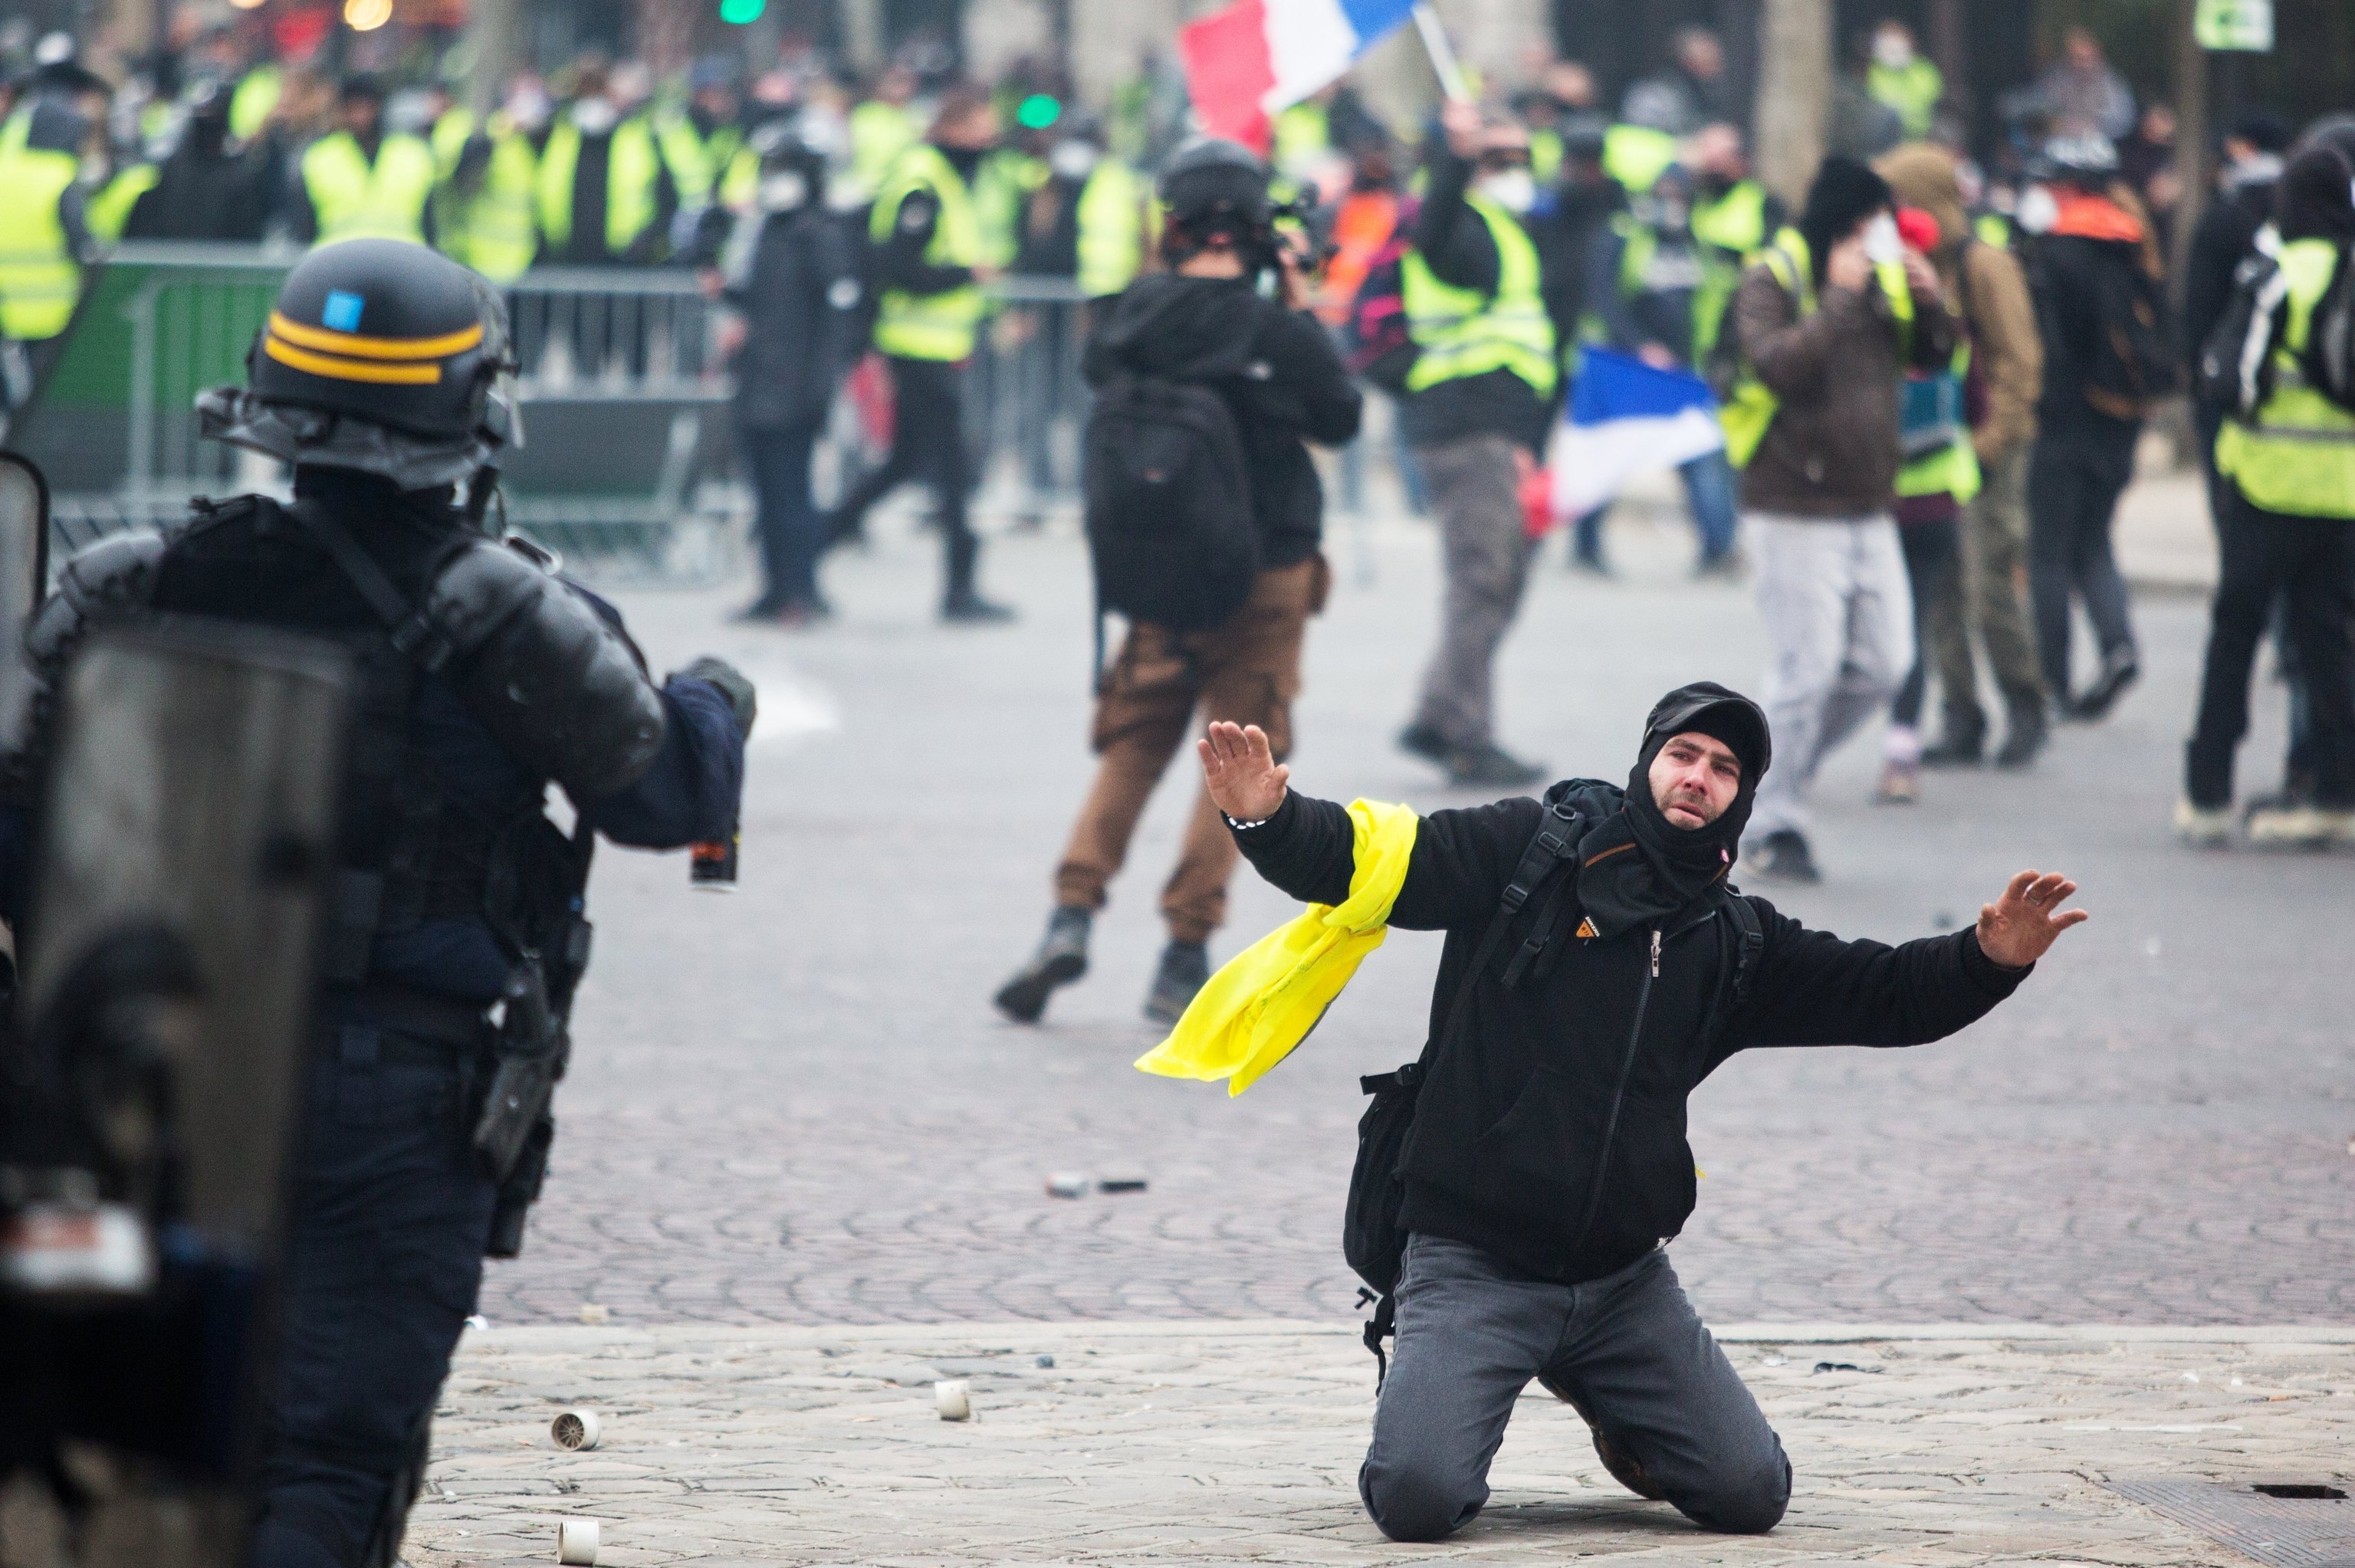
[1641,681,1771,784]
[1799,155,1893,283]
[2278,146,2355,243]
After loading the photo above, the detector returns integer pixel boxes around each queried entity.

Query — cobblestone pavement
[406,1322,2355,1566]
[478,501,2355,1330]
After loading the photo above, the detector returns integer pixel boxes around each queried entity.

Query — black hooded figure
[1206,679,2077,1547]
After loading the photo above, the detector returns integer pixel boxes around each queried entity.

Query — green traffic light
[1016,93,1060,130]
[719,0,764,22]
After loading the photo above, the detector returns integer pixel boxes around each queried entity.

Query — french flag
[1549,348,1726,520]
[1180,0,1419,153]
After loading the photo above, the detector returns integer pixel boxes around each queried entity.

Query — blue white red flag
[1179,0,1418,153]
[1549,348,1726,519]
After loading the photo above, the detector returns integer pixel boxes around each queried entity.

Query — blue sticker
[321,290,364,332]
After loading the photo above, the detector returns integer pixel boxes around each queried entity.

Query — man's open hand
[1199,721,1289,822]
[1974,870,2087,968]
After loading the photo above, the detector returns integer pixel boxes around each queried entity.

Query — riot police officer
[10,237,753,1567]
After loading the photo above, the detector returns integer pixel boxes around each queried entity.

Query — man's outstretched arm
[1723,871,2087,1057]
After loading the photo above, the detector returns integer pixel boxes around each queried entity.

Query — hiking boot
[1446,743,1547,789]
[2246,802,2355,848]
[942,592,1017,625]
[2173,799,2233,849]
[1397,721,1452,766]
[2069,648,2140,722]
[994,907,1092,1023]
[1875,758,1920,804]
[1143,940,1211,1026]
[1537,1374,1667,1501]
[1746,828,1821,884]
[1919,728,1985,769]
[1993,704,2048,770]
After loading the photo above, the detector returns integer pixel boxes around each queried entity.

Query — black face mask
[938,143,986,182]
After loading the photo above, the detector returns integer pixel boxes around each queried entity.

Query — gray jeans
[1359,1233,1790,1543]
[1411,435,1533,750]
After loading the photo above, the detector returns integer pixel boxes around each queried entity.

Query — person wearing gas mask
[1193,685,2083,1543]
[721,122,864,625]
[1577,166,1742,576]
[5,238,753,1568]
[1719,156,1955,882]
[1396,99,1560,789]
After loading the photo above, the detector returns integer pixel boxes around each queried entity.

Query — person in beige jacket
[1877,143,2048,769]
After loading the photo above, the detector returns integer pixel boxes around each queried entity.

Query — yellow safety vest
[301,130,436,246]
[536,113,664,258]
[1867,57,1944,141]
[432,113,540,283]
[869,143,985,362]
[1401,192,1558,398]
[86,162,159,244]
[0,142,83,340]
[1272,100,1329,180]
[2215,237,2355,520]
[1603,123,1679,193]
[848,99,918,196]
[718,142,758,209]
[655,112,738,209]
[974,149,1045,271]
[1529,126,1563,187]
[230,65,281,143]
[1693,181,1769,257]
[1895,341,1982,502]
[1719,228,1913,469]
[1075,159,1145,299]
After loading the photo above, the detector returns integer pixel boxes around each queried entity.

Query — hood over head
[1875,142,1966,255]
[1084,271,1264,384]
[2278,145,2355,244]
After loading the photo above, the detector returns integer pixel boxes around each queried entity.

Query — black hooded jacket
[1230,773,2027,1284]
[1082,272,1362,569]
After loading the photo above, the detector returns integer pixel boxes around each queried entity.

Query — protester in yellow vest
[823,87,1012,622]
[1397,100,1559,789]
[2183,146,2355,848]
[535,64,678,266]
[1865,21,1943,143]
[847,67,920,202]
[0,97,97,346]
[295,77,435,248]
[654,57,744,211]
[432,105,540,282]
[229,61,281,144]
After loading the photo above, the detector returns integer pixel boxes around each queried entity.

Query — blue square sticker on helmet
[321,290,364,332]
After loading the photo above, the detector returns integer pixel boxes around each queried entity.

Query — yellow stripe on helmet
[267,310,483,361]
[262,335,444,385]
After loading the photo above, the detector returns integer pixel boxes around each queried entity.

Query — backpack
[1081,372,1258,636]
[1342,802,1765,1385]
[2298,241,2355,413]
[1344,240,1418,394]
[2196,249,2289,420]
[2046,235,2179,419]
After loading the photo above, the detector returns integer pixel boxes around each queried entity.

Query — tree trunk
[2168,0,2209,308]
[463,0,523,118]
[1753,0,1831,211]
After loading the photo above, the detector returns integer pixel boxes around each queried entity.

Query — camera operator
[994,139,1361,1026]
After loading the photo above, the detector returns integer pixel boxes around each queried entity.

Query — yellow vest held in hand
[1136,800,1419,1097]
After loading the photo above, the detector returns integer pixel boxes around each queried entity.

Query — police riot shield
[0,451,51,750]
[2,618,350,1568]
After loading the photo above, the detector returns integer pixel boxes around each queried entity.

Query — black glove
[677,655,756,738]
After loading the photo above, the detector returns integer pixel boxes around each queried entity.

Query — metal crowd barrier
[970,274,1093,523]
[6,245,737,582]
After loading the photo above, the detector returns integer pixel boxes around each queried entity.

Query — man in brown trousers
[994,140,1361,1026]
[1877,143,2049,769]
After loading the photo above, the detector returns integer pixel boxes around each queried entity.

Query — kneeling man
[1196,683,2083,1540]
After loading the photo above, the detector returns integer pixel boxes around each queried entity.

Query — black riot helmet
[198,238,521,493]
[1158,136,1274,262]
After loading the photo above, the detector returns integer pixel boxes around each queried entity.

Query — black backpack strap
[1723,890,1764,1012]
[282,498,461,671]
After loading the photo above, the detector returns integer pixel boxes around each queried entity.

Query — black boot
[1993,700,2048,769]
[2070,646,2140,721]
[1537,1373,1667,1501]
[1143,940,1210,1026]
[994,907,1091,1023]
[1919,721,1985,768]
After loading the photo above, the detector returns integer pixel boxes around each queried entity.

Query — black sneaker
[1746,828,1821,884]
[2069,648,2139,722]
[1143,940,1210,1026]
[1397,721,1452,766]
[1537,1373,1667,1501]
[1446,743,1547,789]
[994,908,1091,1023]
[1993,704,2048,769]
[1919,729,1985,768]
[942,593,1017,625]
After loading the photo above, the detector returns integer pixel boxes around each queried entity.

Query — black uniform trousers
[826,354,980,606]
[2185,494,2355,810]
[250,1023,496,1568]
[741,418,826,612]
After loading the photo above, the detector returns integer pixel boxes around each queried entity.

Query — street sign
[2196,0,2274,51]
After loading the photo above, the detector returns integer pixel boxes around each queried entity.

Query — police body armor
[21,491,666,1255]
